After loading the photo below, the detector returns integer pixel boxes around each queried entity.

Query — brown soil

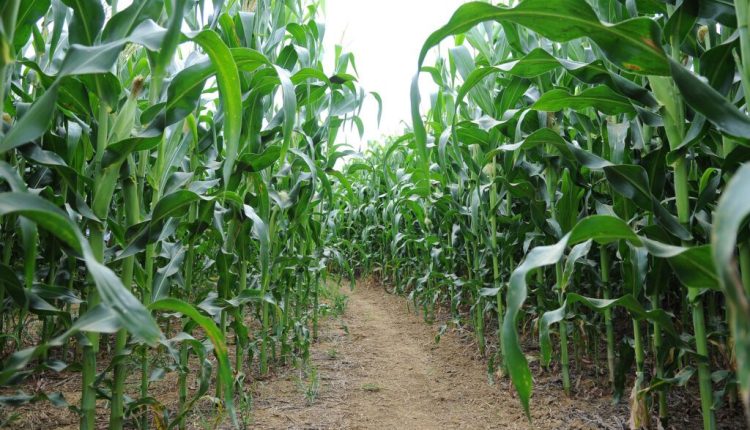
[250,278,627,429]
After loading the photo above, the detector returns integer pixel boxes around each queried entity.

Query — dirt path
[251,279,627,429]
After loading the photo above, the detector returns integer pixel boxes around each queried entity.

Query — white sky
[323,0,466,150]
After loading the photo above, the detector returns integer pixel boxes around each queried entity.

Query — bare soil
[250,278,629,429]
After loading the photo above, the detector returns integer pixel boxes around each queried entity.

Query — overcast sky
[323,0,465,150]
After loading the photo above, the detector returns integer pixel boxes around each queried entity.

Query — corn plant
[4,0,750,428]
[334,0,750,428]
[0,0,368,428]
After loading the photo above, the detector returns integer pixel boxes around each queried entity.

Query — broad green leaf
[161,47,271,126]
[604,164,692,241]
[232,47,272,71]
[0,192,81,252]
[0,264,33,312]
[192,30,242,185]
[102,135,161,168]
[13,0,50,50]
[274,65,297,161]
[238,145,281,172]
[418,0,669,76]
[152,244,185,302]
[491,48,656,106]
[148,298,236,426]
[101,0,163,42]
[634,240,718,291]
[491,128,612,171]
[165,61,212,125]
[712,163,750,413]
[568,215,641,245]
[670,58,750,140]
[532,87,635,116]
[0,83,59,153]
[243,204,270,280]
[0,192,161,344]
[151,190,203,223]
[61,0,103,46]
[503,233,569,417]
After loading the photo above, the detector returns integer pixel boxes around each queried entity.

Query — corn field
[1,0,750,429]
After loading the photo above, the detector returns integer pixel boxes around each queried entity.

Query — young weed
[294,361,321,405]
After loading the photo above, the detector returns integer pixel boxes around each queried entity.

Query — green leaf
[192,30,242,185]
[604,164,692,241]
[275,65,298,161]
[13,0,51,51]
[491,128,611,171]
[418,0,668,76]
[0,83,59,154]
[232,47,272,71]
[371,91,383,126]
[102,136,162,168]
[532,86,635,115]
[664,0,698,47]
[490,48,656,106]
[238,145,281,172]
[711,163,750,411]
[59,23,165,77]
[163,46,271,129]
[243,204,270,280]
[635,240,718,290]
[149,298,237,426]
[165,61,212,125]
[503,233,569,417]
[61,0,103,46]
[152,244,185,302]
[0,192,162,345]
[568,215,642,245]
[101,0,163,43]
[0,263,29,311]
[0,192,81,252]
[669,58,750,140]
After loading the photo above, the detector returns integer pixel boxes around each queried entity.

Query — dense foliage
[334,1,750,429]
[0,0,369,428]
[3,0,750,429]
